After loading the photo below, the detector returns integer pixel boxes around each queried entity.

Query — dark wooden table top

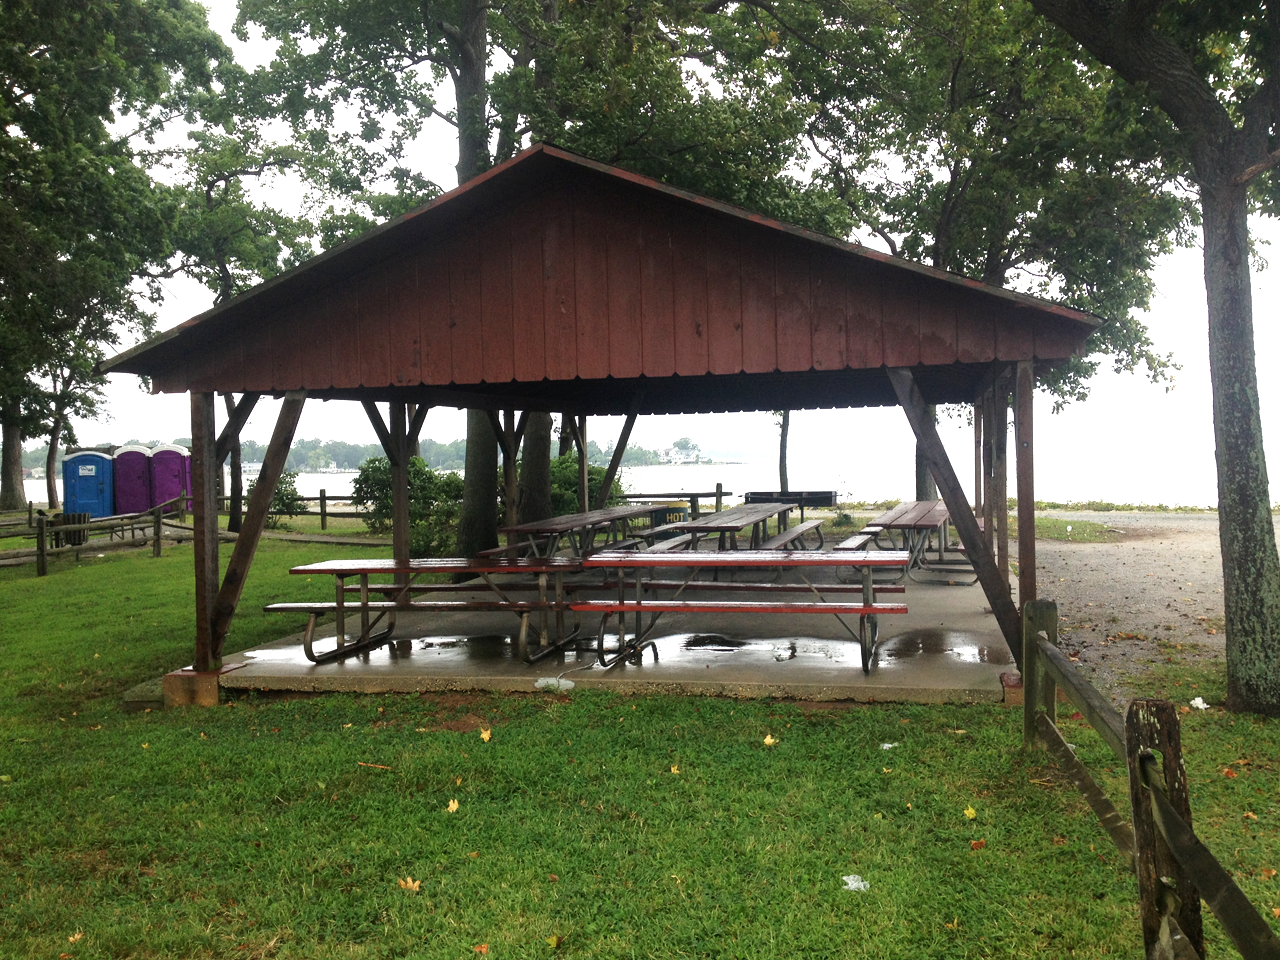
[669,502,794,533]
[870,500,949,530]
[500,503,656,536]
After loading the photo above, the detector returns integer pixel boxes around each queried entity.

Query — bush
[548,453,624,515]
[350,457,465,557]
[246,471,307,529]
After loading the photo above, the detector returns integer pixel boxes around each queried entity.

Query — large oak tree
[1023,0,1280,713]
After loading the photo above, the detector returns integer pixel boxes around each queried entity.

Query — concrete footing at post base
[163,663,246,708]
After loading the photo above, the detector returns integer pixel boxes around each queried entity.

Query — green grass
[1,544,1278,957]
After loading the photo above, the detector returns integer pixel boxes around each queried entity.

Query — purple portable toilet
[113,445,153,515]
[150,444,190,512]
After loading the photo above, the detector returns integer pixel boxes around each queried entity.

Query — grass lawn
[1,543,1278,957]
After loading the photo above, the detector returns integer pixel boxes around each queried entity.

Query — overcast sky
[66,3,1280,508]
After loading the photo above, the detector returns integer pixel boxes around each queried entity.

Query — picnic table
[575,549,910,673]
[836,500,975,584]
[273,556,586,664]
[654,501,799,552]
[501,504,656,557]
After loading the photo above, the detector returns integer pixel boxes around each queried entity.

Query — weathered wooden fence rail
[1022,599,1280,959]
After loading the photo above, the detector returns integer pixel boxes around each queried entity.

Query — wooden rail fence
[1022,599,1280,959]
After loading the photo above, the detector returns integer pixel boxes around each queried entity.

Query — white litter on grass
[536,678,575,692]
[880,743,898,750]
[842,875,871,892]
[1190,697,1209,710]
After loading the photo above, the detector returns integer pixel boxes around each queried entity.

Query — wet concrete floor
[220,570,1014,703]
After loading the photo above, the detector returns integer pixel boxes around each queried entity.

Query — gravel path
[1029,511,1226,698]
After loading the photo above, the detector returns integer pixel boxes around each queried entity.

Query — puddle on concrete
[682,635,749,651]
[878,629,1012,666]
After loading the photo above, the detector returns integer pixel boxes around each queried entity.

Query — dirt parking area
[1027,511,1227,700]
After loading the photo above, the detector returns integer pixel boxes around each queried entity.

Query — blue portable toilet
[62,448,115,518]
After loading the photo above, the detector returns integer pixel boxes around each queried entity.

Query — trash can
[648,502,688,539]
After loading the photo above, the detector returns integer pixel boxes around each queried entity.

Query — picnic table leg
[335,576,346,649]
[860,565,878,674]
[360,574,370,641]
[538,573,549,647]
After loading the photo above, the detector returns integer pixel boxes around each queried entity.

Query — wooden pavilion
[101,143,1099,679]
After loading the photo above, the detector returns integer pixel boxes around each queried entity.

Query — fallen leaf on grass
[1223,768,1239,779]
[1069,712,1083,721]
[480,727,492,742]
[468,851,479,858]
[882,767,893,774]
[397,877,420,892]
[357,762,392,770]
[763,734,777,747]
[971,840,986,850]
[670,764,679,774]
[1245,812,1259,820]
[548,874,559,882]
[945,917,959,930]
[142,743,149,749]
[546,934,565,948]
[474,945,488,954]
[1273,908,1280,918]
[1180,706,1191,714]
[456,777,463,785]
[447,799,459,813]
[1262,868,1277,880]
[0,775,11,783]
[342,723,353,729]
[1052,836,1068,846]
[963,806,976,820]
[68,932,83,943]
[60,954,72,959]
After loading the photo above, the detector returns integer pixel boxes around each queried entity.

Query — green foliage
[349,456,465,557]
[706,0,1193,404]
[247,470,307,529]
[548,453,624,516]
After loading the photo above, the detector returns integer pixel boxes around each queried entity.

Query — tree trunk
[454,0,490,183]
[0,404,23,510]
[223,393,244,533]
[1201,179,1280,715]
[518,411,554,524]
[916,403,939,500]
[456,408,499,558]
[778,410,790,494]
[45,415,63,510]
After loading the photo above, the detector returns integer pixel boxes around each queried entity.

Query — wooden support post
[190,392,220,672]
[390,402,411,573]
[214,392,260,465]
[320,489,327,530]
[595,395,642,510]
[28,500,33,528]
[994,387,1009,584]
[35,515,47,576]
[1021,599,1058,748]
[152,507,162,558]
[1127,699,1203,957]
[690,495,700,519]
[973,401,983,513]
[408,403,430,457]
[982,390,995,551]
[889,367,1023,667]
[716,482,723,512]
[209,392,305,660]
[567,415,588,513]
[1015,361,1036,607]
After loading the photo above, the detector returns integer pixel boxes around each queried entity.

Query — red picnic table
[575,549,910,673]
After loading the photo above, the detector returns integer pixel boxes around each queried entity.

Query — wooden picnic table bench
[575,549,909,673]
[854,500,976,584]
[272,556,585,664]
[661,501,796,551]
[760,517,825,550]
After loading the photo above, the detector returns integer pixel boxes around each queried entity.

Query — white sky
[65,2,1280,508]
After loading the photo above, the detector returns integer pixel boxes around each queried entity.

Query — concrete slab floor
[220,571,1016,704]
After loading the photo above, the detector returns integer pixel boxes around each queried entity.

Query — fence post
[320,488,327,530]
[1021,599,1058,748]
[28,501,33,528]
[715,482,723,513]
[152,508,163,558]
[690,495,699,519]
[35,516,47,576]
[1126,699,1203,958]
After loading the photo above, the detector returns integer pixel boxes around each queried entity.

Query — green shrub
[349,457,464,556]
[246,470,306,529]
[548,453,624,515]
